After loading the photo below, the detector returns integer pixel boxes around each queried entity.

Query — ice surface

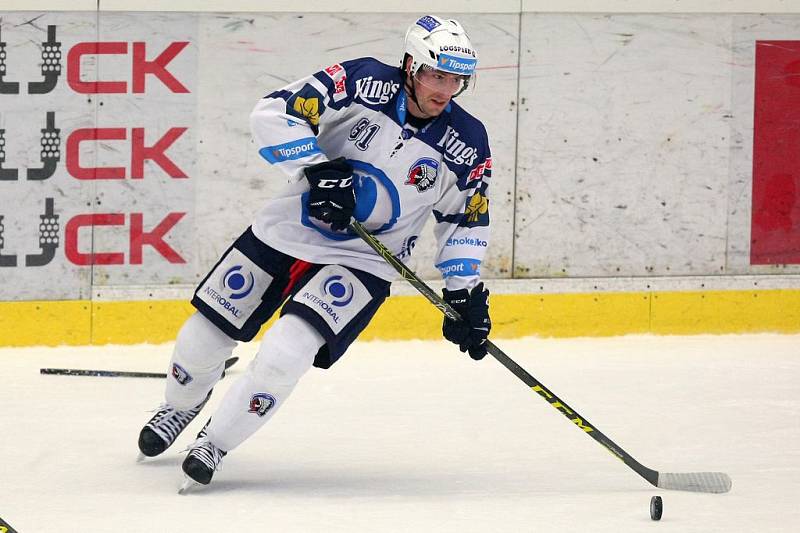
[1,334,798,532]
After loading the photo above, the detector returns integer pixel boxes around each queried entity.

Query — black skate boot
[137,391,211,459]
[179,422,227,492]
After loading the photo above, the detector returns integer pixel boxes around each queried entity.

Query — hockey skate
[178,422,227,494]
[137,391,211,460]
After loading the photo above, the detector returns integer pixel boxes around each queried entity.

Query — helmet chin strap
[400,58,426,119]
[405,76,424,116]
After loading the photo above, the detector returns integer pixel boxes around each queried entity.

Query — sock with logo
[204,313,324,451]
[165,312,237,411]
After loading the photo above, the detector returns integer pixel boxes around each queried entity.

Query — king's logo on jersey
[437,125,479,166]
[354,76,399,105]
[406,157,439,192]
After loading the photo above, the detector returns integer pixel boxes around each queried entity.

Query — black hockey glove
[304,157,356,232]
[442,282,491,360]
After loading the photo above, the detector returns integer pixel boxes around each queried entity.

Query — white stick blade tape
[658,472,732,493]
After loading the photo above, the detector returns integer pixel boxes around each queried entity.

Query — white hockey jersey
[249,57,492,290]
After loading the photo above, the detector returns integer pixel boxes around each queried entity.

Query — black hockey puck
[650,495,663,521]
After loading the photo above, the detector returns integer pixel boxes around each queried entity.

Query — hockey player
[138,15,493,490]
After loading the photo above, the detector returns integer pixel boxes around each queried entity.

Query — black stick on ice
[349,220,731,494]
[40,356,239,379]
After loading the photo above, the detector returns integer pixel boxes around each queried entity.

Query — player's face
[415,66,468,96]
[405,63,468,119]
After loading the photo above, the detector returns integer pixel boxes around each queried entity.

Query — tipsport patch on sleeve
[195,248,275,329]
[258,137,321,164]
[291,265,371,334]
[435,258,481,278]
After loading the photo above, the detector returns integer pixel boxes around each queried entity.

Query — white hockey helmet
[403,15,477,95]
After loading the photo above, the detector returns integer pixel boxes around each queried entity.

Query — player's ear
[402,54,413,74]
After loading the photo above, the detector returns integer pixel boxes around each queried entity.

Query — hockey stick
[350,220,731,494]
[40,356,240,379]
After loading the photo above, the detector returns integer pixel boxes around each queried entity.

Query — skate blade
[136,452,147,463]
[178,476,199,495]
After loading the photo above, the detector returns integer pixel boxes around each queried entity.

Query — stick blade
[657,472,732,493]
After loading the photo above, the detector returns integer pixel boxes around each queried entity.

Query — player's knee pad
[175,312,237,369]
[167,313,237,409]
[250,314,324,386]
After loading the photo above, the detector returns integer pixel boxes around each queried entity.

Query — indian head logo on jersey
[249,393,276,417]
[406,157,439,192]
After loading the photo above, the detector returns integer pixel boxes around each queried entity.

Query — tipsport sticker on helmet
[437,53,477,76]
[286,84,326,126]
[259,137,321,164]
[416,15,441,32]
[195,248,274,329]
[292,265,371,334]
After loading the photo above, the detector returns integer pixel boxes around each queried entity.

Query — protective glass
[414,64,472,96]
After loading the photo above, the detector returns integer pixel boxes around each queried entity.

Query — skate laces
[185,437,226,473]
[146,401,204,445]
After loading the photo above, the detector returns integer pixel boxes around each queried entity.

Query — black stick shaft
[349,220,659,487]
[41,356,240,379]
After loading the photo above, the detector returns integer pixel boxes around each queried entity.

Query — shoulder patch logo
[406,158,439,192]
[465,191,489,226]
[293,96,320,126]
[286,84,326,127]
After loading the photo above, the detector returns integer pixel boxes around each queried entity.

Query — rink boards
[2,285,799,346]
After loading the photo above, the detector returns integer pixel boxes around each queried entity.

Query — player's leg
[181,264,390,485]
[181,313,324,484]
[138,313,236,457]
[138,227,299,459]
